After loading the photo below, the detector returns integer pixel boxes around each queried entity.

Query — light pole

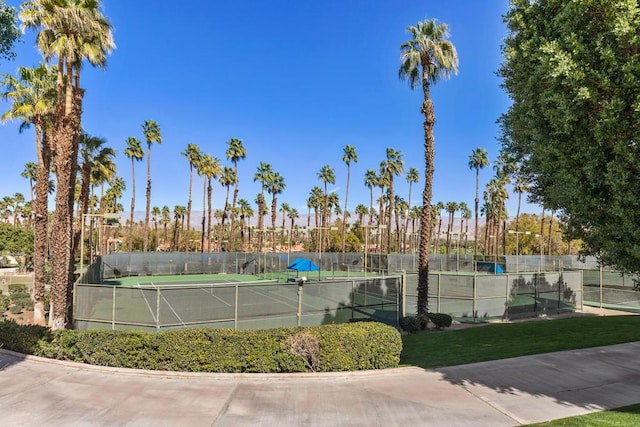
[507,230,530,273]
[80,212,120,283]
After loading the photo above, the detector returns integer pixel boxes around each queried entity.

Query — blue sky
[0,0,539,220]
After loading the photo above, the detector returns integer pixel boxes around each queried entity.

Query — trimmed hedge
[0,321,402,373]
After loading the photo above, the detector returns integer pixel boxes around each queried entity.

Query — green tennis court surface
[103,273,268,287]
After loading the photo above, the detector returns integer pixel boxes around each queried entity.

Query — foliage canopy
[499,0,640,274]
[0,0,19,60]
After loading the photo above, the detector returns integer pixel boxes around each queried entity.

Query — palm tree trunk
[417,70,435,316]
[474,170,480,257]
[33,124,51,325]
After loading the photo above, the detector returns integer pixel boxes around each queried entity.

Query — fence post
[297,283,303,327]
[235,284,239,330]
[112,285,116,330]
[156,287,160,330]
[473,273,477,323]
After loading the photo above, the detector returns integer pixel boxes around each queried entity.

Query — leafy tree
[499,0,640,275]
[0,223,33,263]
[399,18,458,315]
[0,1,19,60]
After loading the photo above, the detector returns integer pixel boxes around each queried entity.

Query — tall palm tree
[253,161,273,251]
[287,207,299,252]
[123,137,144,253]
[75,132,110,258]
[404,167,419,246]
[381,148,404,253]
[141,119,162,253]
[513,175,529,233]
[151,206,161,250]
[218,166,236,251]
[280,202,291,231]
[458,202,470,250]
[364,169,378,227]
[181,143,201,245]
[317,164,335,250]
[341,145,357,253]
[400,18,457,315]
[354,204,368,225]
[21,0,114,329]
[172,205,186,250]
[267,172,285,252]
[237,198,253,248]
[1,63,56,324]
[225,138,245,251]
[468,147,489,257]
[160,205,171,247]
[445,201,458,254]
[21,162,38,204]
[199,154,221,251]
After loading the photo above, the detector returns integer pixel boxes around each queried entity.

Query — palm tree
[468,147,489,257]
[160,205,171,247]
[513,175,530,233]
[458,202,470,250]
[172,205,186,250]
[267,172,285,252]
[124,137,144,253]
[381,148,404,253]
[21,0,114,329]
[21,162,38,204]
[400,18,458,315]
[75,132,111,259]
[253,162,273,251]
[151,206,161,249]
[364,169,378,227]
[181,143,201,245]
[307,186,323,250]
[404,167,419,246]
[141,120,162,253]
[354,204,368,225]
[445,201,458,254]
[287,207,299,252]
[199,154,221,251]
[217,166,236,251]
[237,198,253,248]
[225,138,246,251]
[317,165,335,250]
[280,202,291,231]
[2,63,56,324]
[341,145,357,253]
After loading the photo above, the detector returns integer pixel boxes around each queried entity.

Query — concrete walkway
[1,340,640,426]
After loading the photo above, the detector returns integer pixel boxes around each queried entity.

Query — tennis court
[74,273,401,331]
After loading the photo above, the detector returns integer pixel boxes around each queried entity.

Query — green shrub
[9,305,22,314]
[0,295,9,312]
[399,315,427,333]
[3,322,402,373]
[428,313,453,329]
[0,320,51,353]
[8,284,28,295]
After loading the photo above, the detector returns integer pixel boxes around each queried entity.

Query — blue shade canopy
[287,258,319,272]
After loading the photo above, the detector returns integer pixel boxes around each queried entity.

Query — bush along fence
[0,321,402,373]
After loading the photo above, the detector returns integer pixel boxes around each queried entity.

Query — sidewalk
[2,340,640,426]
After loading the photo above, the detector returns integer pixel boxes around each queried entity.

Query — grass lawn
[400,315,640,369]
[525,403,640,426]
[401,316,640,425]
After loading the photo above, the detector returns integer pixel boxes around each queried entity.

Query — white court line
[198,287,232,307]
[249,288,326,311]
[138,283,158,323]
